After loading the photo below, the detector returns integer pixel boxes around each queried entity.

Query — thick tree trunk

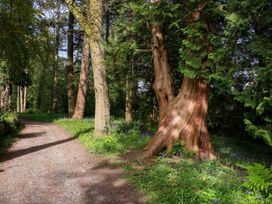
[66,10,75,117]
[144,78,215,160]
[51,0,61,113]
[72,34,90,119]
[145,1,215,160]
[89,0,110,134]
[64,0,111,134]
[151,24,174,123]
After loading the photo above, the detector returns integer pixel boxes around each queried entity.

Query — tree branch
[64,0,92,37]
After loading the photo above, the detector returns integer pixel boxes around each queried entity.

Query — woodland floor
[0,120,146,204]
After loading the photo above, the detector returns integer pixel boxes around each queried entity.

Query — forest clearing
[0,0,272,203]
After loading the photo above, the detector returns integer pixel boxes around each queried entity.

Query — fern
[244,164,272,200]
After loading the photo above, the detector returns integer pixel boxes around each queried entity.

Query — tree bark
[144,78,215,160]
[144,1,215,160]
[17,86,20,112]
[151,24,174,123]
[20,86,23,113]
[89,0,110,134]
[125,70,133,123]
[66,9,75,117]
[64,0,111,134]
[23,86,27,112]
[51,0,61,113]
[72,34,90,119]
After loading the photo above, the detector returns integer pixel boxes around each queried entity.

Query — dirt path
[0,121,145,204]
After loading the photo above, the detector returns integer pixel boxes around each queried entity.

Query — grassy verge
[19,112,64,123]
[19,113,272,203]
[55,119,149,155]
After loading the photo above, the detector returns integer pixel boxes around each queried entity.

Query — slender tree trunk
[125,71,133,123]
[72,34,90,119]
[125,62,133,123]
[144,1,215,160]
[20,86,24,113]
[17,86,20,112]
[89,0,110,134]
[23,86,27,112]
[66,9,75,117]
[51,0,61,113]
[0,86,3,110]
[8,83,12,111]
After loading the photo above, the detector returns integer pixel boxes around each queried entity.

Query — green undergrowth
[55,119,149,155]
[18,114,272,204]
[54,118,272,204]
[19,112,64,122]
[0,112,20,154]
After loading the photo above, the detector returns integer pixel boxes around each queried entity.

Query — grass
[55,119,149,155]
[18,113,272,204]
[19,112,64,123]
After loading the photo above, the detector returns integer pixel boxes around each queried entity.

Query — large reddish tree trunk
[145,1,215,160]
[144,77,215,160]
[72,34,90,119]
[151,24,174,122]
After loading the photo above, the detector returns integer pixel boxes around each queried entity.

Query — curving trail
[0,121,145,204]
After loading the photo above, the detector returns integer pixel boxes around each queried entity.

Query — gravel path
[0,121,145,204]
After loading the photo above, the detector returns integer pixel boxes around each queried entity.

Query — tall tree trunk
[0,86,3,110]
[51,0,61,113]
[125,71,133,123]
[125,62,133,123]
[72,34,90,119]
[144,1,215,160]
[20,86,24,113]
[23,86,27,112]
[65,0,111,134]
[66,9,75,117]
[7,83,12,111]
[151,24,174,123]
[89,0,110,134]
[17,86,20,112]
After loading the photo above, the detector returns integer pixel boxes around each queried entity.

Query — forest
[0,0,271,203]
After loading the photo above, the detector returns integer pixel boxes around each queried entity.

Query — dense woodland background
[0,0,271,203]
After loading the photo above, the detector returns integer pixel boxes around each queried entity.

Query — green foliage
[0,112,19,153]
[55,119,150,155]
[19,113,64,123]
[244,164,272,201]
[129,159,247,204]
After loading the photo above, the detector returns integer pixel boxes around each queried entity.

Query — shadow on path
[0,128,91,163]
